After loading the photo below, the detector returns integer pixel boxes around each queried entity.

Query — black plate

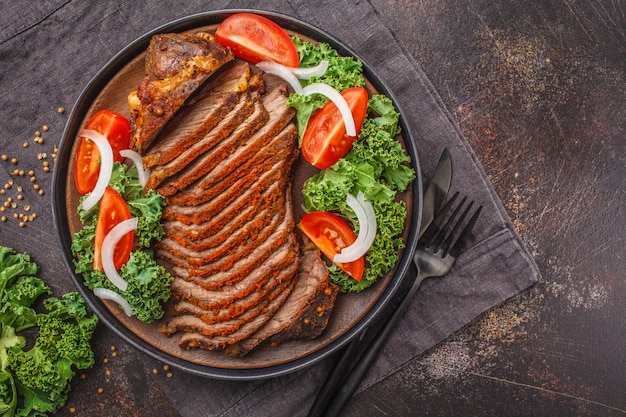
[52,9,422,380]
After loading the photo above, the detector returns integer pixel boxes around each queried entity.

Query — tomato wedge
[93,187,133,271]
[215,13,299,67]
[301,87,369,169]
[74,110,131,194]
[298,211,365,281]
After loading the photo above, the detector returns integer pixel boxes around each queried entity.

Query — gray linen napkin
[0,0,540,416]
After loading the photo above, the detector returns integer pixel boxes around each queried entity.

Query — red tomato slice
[215,13,299,67]
[298,211,365,281]
[93,187,133,271]
[301,87,369,169]
[74,109,131,194]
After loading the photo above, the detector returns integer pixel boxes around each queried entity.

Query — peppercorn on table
[0,0,623,416]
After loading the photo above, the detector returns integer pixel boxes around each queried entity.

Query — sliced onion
[101,217,138,292]
[80,129,114,212]
[93,287,133,316]
[120,149,150,188]
[291,60,329,79]
[302,83,356,137]
[256,61,303,94]
[334,192,377,263]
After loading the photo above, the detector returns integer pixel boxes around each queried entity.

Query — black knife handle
[307,327,368,417]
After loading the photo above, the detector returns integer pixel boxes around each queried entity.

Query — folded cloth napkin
[0,0,540,416]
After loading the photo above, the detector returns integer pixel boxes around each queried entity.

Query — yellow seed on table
[69,406,76,413]
[22,142,28,148]
[10,203,17,209]
[43,166,50,173]
[33,184,40,190]
[35,130,41,137]
[31,213,37,219]
[12,169,19,175]
[105,369,111,377]
[11,158,17,165]
[19,222,25,227]
[1,216,6,222]
[17,194,23,200]
[97,387,104,394]
[27,170,34,176]
[43,161,49,167]
[111,351,118,357]
[30,176,36,183]
[12,213,18,219]
[18,170,24,176]
[4,184,10,190]
[42,125,49,131]
[0,190,4,195]
[3,202,9,208]
[24,205,30,211]
[57,107,65,114]
[166,372,173,378]
[38,189,44,196]
[80,373,86,379]
[152,368,158,375]
[163,365,170,371]
[1,154,7,161]
[38,137,45,144]
[6,197,12,203]
[103,358,108,364]
[0,207,4,212]
[110,345,116,351]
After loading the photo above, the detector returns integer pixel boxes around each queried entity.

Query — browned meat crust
[128,32,234,154]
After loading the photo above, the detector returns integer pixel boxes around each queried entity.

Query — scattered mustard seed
[166,372,173,378]
[38,189,44,196]
[69,406,76,413]
[1,216,6,222]
[97,387,104,394]
[19,222,25,228]
[1,154,7,161]
[42,125,49,132]
[22,142,28,148]
[10,158,17,165]
[58,107,65,114]
[152,368,158,375]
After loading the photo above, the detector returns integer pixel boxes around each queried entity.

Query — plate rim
[51,8,423,380]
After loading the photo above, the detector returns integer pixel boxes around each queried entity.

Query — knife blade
[419,147,452,237]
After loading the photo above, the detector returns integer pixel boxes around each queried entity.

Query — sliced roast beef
[129,32,234,154]
[142,60,252,169]
[176,277,297,351]
[224,249,340,357]
[168,233,299,309]
[156,94,270,196]
[161,270,294,340]
[144,90,256,191]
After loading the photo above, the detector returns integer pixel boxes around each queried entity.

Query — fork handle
[320,271,427,417]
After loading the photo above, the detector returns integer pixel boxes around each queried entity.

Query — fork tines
[421,191,482,257]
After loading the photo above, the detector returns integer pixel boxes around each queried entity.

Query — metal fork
[309,192,482,417]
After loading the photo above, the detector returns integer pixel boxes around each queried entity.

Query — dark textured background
[0,0,623,416]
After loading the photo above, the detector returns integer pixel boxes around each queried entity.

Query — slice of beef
[160,186,287,258]
[161,271,294,339]
[175,276,298,350]
[161,187,284,242]
[129,32,233,154]
[158,203,289,271]
[167,122,297,207]
[142,60,252,169]
[224,249,340,357]
[168,233,299,310]
[172,270,292,324]
[144,90,256,191]
[156,93,270,196]
[194,86,296,191]
[161,166,286,225]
